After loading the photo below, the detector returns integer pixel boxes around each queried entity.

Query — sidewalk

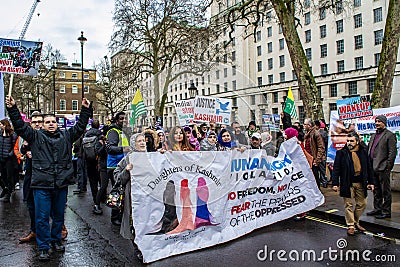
[312,186,400,238]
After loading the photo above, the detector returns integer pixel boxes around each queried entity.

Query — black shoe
[111,219,122,226]
[51,241,65,252]
[38,250,50,261]
[375,213,391,219]
[322,183,328,188]
[93,205,103,215]
[367,210,381,216]
[0,194,11,203]
[136,251,143,262]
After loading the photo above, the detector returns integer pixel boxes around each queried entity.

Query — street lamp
[77,31,87,99]
[188,83,198,99]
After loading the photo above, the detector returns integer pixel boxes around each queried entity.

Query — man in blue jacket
[6,95,91,261]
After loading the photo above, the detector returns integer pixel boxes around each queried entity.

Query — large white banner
[193,95,232,125]
[130,138,324,263]
[327,105,400,163]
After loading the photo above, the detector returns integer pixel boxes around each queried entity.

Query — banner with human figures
[129,138,324,263]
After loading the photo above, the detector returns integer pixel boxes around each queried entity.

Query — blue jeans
[33,188,68,251]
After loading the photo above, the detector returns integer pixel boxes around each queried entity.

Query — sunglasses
[32,120,43,124]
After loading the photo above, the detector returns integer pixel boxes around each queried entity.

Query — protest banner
[174,99,194,126]
[130,138,324,263]
[261,114,280,132]
[193,96,232,125]
[336,96,372,120]
[327,105,400,163]
[0,38,43,76]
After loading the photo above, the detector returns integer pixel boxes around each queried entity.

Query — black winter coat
[331,145,374,198]
[7,105,91,189]
[0,131,18,162]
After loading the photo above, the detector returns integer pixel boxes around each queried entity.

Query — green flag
[283,87,298,119]
[130,89,147,126]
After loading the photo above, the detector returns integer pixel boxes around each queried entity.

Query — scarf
[349,145,361,176]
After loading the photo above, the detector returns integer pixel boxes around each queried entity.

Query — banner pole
[8,74,14,96]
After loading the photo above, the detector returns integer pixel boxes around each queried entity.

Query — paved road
[0,189,399,266]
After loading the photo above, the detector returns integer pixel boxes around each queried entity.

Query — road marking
[306,215,400,243]
[325,209,339,213]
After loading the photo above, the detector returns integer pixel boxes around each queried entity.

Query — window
[279,38,284,50]
[59,85,65,93]
[232,66,236,76]
[329,103,337,112]
[336,20,343,33]
[266,11,272,22]
[374,30,383,45]
[318,86,322,98]
[257,61,262,72]
[60,100,66,111]
[280,72,286,82]
[72,85,78,93]
[232,37,236,46]
[336,0,343,14]
[320,25,326,38]
[224,82,228,92]
[304,0,310,7]
[337,40,344,54]
[337,60,345,73]
[354,14,362,28]
[354,0,361,7]
[268,58,273,70]
[224,68,228,78]
[216,70,220,79]
[273,92,278,103]
[268,74,274,84]
[59,72,65,78]
[368,79,376,93]
[72,73,78,79]
[267,42,273,53]
[330,84,338,97]
[223,54,228,63]
[233,97,238,107]
[354,35,363,49]
[272,108,279,115]
[348,81,358,95]
[305,48,312,61]
[374,53,381,66]
[257,77,263,86]
[83,74,89,79]
[267,27,272,37]
[305,30,311,43]
[256,31,261,41]
[250,110,256,121]
[257,45,262,56]
[319,8,326,20]
[84,86,89,93]
[279,24,283,34]
[355,56,363,70]
[298,106,305,123]
[305,12,310,25]
[321,64,328,75]
[320,44,327,58]
[232,80,237,91]
[216,84,220,93]
[72,100,78,111]
[250,95,256,105]
[232,51,236,61]
[292,70,297,80]
[279,55,285,67]
[374,7,383,23]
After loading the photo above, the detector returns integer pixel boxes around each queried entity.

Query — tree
[371,0,400,108]
[111,0,220,120]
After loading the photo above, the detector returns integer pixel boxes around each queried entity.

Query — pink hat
[284,127,298,140]
[320,121,326,129]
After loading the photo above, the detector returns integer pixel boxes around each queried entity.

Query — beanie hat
[375,115,387,126]
[249,121,257,127]
[285,127,298,140]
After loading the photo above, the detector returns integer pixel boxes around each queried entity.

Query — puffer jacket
[7,104,91,189]
[0,131,18,162]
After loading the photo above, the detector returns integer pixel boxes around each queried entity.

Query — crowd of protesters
[1,93,397,262]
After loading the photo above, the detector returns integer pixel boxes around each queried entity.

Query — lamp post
[77,31,87,99]
[52,65,56,113]
[188,83,198,99]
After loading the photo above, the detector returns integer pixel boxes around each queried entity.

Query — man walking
[332,132,374,235]
[105,112,130,226]
[303,118,326,188]
[367,115,397,219]
[6,95,91,261]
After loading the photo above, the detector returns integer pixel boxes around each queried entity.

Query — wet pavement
[0,186,399,266]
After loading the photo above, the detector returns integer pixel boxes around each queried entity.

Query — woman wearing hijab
[217,128,237,151]
[200,131,218,151]
[113,133,147,261]
[143,128,159,152]
[168,126,193,151]
[183,126,200,151]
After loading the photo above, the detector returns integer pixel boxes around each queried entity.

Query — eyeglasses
[158,134,164,137]
[118,117,125,121]
[32,120,43,124]
[208,136,217,139]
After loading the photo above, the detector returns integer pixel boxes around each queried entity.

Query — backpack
[82,136,99,161]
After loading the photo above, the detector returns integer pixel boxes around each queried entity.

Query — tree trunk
[271,0,324,120]
[371,0,400,108]
[153,71,161,120]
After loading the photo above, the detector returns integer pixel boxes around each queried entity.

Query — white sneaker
[15,183,20,190]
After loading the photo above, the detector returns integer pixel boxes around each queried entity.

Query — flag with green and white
[283,87,298,119]
[130,89,147,126]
